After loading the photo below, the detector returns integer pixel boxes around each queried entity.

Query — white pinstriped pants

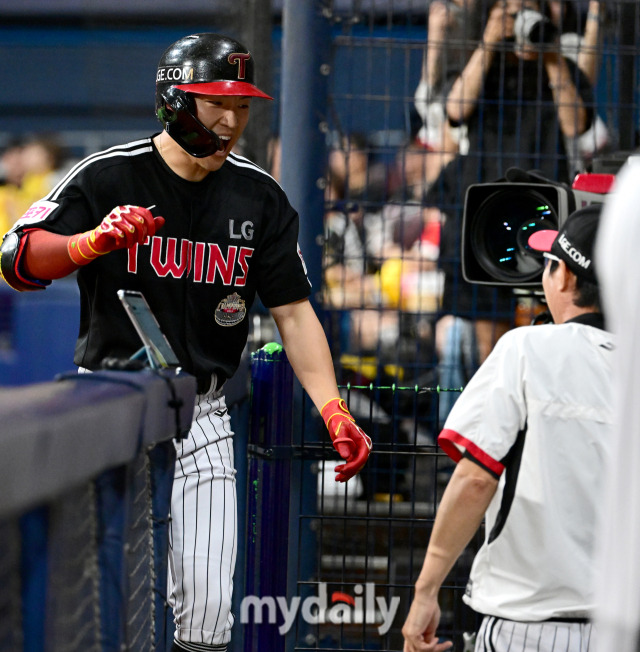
[475,616,595,652]
[168,393,237,647]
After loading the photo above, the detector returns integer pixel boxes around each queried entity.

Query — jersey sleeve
[438,330,528,477]
[2,167,98,290]
[11,170,97,237]
[13,195,95,237]
[254,188,311,308]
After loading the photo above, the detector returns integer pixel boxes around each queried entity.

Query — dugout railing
[0,369,196,652]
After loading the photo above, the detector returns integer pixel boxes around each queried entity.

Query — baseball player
[0,33,372,652]
[593,158,640,652]
[402,204,614,652]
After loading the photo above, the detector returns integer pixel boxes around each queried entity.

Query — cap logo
[558,233,591,270]
[228,52,250,79]
[157,66,195,83]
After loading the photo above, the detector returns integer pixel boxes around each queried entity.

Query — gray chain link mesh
[0,518,23,651]
[124,451,156,652]
[45,482,101,652]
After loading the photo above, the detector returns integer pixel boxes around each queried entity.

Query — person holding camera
[402,203,613,652]
[425,0,595,422]
[446,0,591,144]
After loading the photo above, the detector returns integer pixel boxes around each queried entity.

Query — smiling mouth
[217,136,232,153]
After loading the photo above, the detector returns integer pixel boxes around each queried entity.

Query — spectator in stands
[0,134,67,236]
[395,133,456,204]
[551,1,609,172]
[323,134,442,499]
[323,132,395,314]
[424,0,595,420]
[323,131,443,354]
[20,135,67,200]
[403,203,613,652]
[0,139,26,237]
[414,0,480,157]
[326,132,390,208]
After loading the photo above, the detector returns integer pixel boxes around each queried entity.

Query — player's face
[192,94,251,171]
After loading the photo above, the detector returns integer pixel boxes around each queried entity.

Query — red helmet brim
[175,81,273,100]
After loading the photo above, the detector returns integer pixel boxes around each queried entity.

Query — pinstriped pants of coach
[168,391,237,647]
[475,615,595,652]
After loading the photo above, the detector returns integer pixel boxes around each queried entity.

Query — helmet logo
[157,66,195,83]
[228,53,251,80]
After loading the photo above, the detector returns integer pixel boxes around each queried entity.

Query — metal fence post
[280,0,332,296]
[243,343,294,651]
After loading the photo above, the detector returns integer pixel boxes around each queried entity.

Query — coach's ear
[556,259,576,293]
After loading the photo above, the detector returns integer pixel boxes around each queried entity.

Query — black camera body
[514,9,558,48]
[461,172,613,287]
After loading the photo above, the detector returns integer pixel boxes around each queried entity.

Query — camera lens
[470,188,558,283]
[514,9,558,47]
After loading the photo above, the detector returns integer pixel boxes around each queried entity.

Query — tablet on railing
[117,289,181,370]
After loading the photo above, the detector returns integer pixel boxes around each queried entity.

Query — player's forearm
[19,206,164,282]
[22,229,79,279]
[414,458,498,597]
[270,299,341,411]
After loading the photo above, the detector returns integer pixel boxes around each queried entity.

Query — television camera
[461,168,615,287]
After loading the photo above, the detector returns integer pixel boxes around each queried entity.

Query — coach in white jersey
[402,203,614,652]
[0,33,372,652]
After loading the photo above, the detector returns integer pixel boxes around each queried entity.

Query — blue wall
[0,26,227,134]
[0,281,80,386]
[0,24,425,140]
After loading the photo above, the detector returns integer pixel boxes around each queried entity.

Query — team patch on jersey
[15,200,59,227]
[215,292,246,327]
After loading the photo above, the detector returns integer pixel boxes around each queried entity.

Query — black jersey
[16,136,311,388]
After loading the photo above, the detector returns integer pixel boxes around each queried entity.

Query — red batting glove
[67,205,165,266]
[321,397,372,483]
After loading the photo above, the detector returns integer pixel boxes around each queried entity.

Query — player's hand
[402,593,453,652]
[67,205,165,266]
[321,397,372,483]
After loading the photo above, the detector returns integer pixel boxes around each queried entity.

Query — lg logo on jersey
[127,236,254,286]
[229,219,254,240]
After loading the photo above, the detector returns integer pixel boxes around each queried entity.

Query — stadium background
[0,1,638,651]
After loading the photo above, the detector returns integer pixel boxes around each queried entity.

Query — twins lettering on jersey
[128,236,253,285]
[127,218,254,284]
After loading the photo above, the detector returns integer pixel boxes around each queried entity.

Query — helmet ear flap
[157,87,193,127]
[154,85,223,158]
[156,105,177,124]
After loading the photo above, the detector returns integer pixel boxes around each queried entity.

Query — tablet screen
[117,289,181,369]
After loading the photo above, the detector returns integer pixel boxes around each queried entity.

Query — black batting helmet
[155,33,272,157]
